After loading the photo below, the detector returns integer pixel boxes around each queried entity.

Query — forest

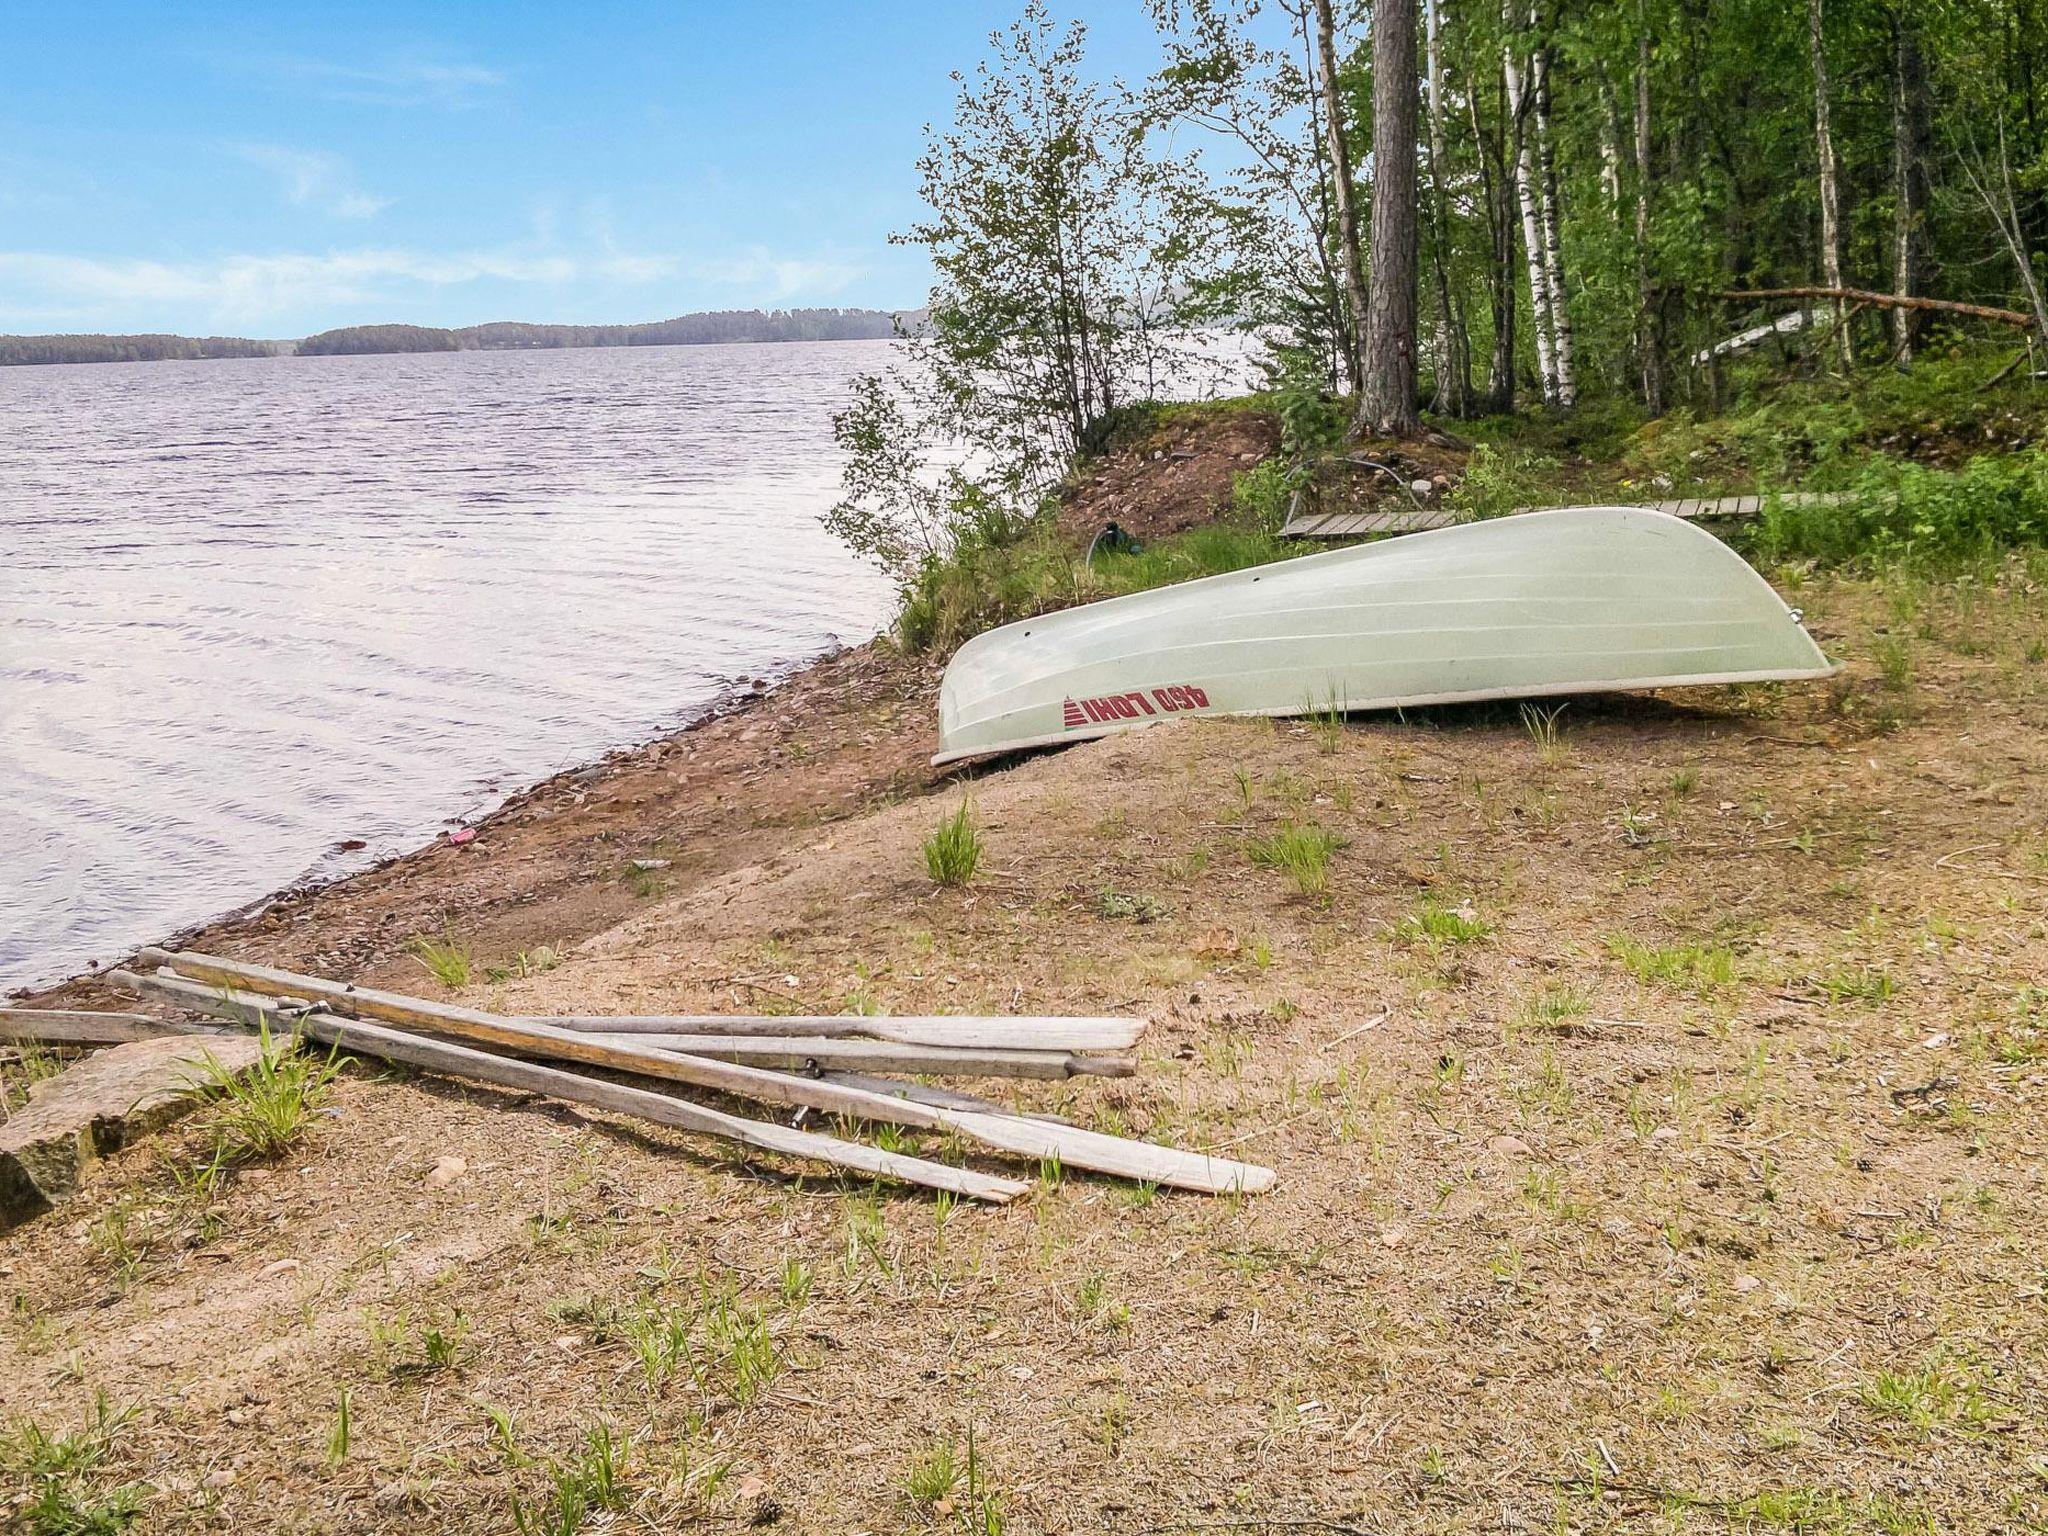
[829,0,2048,608]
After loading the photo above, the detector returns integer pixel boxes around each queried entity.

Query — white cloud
[232,145,389,220]
[692,248,866,301]
[223,53,507,108]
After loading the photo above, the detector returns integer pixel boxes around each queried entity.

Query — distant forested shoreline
[0,308,916,366]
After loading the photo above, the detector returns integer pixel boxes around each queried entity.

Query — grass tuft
[409,928,475,988]
[1394,898,1493,945]
[922,801,984,887]
[1606,935,1739,995]
[182,1018,347,1162]
[1246,822,1347,897]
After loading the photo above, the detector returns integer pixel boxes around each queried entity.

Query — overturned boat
[934,506,1835,765]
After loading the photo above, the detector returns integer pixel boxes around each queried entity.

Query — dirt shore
[5,539,2047,1533]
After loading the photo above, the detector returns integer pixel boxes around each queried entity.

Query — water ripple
[0,341,901,989]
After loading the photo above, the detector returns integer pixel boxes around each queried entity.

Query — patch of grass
[922,801,983,887]
[0,1393,145,1536]
[1668,764,1700,797]
[181,1019,346,1162]
[0,1041,61,1115]
[1517,701,1569,765]
[1394,897,1493,945]
[1511,983,1590,1035]
[1860,1357,1993,1434]
[325,1388,352,1467]
[1093,887,1168,923]
[1302,689,1346,754]
[1872,634,1914,690]
[1605,935,1739,995]
[1814,966,1897,1006]
[777,1255,813,1308]
[408,928,475,988]
[512,1423,630,1536]
[1246,822,1347,897]
[904,1437,961,1508]
[485,945,562,983]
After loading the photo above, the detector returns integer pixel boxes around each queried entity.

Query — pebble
[425,1155,467,1188]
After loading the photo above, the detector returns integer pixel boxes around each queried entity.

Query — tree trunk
[1889,11,1928,362]
[1358,0,1423,436]
[1423,0,1471,416]
[1531,30,1577,405]
[1504,5,1558,402]
[1633,7,1662,413]
[1467,60,1518,411]
[1313,0,1372,396]
[1596,72,1624,211]
[1808,0,1853,369]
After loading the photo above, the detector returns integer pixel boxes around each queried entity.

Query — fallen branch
[130,950,1274,1194]
[110,970,1027,1203]
[1711,286,2035,329]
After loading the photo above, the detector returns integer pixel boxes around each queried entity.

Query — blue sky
[0,2,1167,337]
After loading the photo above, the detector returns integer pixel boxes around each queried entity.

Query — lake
[0,340,907,992]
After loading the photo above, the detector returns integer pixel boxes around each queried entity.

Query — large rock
[0,1034,267,1228]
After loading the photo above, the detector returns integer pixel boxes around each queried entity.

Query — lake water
[0,341,908,992]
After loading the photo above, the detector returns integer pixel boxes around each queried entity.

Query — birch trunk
[1596,72,1624,210]
[1531,30,1577,405]
[1633,9,1662,413]
[1424,0,1472,415]
[1467,63,1518,411]
[1358,0,1422,436]
[1808,0,1853,369]
[1890,14,1927,362]
[1313,0,1372,395]
[1504,4,1558,402]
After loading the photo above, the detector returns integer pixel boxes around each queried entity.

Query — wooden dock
[1279,492,1844,541]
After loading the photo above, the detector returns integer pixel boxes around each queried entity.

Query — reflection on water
[0,340,903,990]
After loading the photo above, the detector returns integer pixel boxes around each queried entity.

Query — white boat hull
[934,506,1835,764]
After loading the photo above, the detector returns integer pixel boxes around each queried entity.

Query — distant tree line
[0,334,287,366]
[0,309,917,366]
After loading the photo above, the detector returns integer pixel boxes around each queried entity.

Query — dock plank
[1279,492,1846,540]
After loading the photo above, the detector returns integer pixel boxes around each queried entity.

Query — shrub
[1751,448,2048,570]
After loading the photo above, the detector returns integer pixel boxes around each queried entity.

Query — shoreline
[24,634,945,1012]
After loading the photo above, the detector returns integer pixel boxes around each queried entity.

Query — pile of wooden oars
[100,948,1274,1203]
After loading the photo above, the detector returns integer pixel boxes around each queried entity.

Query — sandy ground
[4,567,2046,1535]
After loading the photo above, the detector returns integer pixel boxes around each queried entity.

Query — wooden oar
[572,1033,1126,1079]
[109,970,1026,1204]
[135,949,1274,1194]
[529,1014,1147,1052]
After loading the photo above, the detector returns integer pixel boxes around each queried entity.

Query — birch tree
[1808,0,1853,369]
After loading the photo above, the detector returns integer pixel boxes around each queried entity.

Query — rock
[1649,1125,1680,1145]
[1486,1134,1534,1159]
[259,1258,301,1278]
[424,1155,467,1188]
[0,1035,268,1230]
[1732,1274,1761,1294]
[629,858,670,872]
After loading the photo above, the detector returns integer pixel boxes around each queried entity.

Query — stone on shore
[0,1033,266,1228]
